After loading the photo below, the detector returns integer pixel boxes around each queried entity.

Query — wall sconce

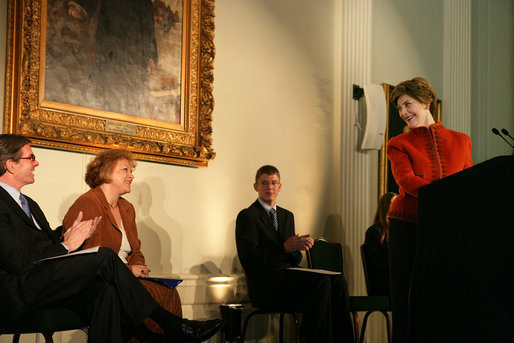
[207,275,236,303]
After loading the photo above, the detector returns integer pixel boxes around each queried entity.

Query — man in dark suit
[0,134,221,342]
[235,165,355,343]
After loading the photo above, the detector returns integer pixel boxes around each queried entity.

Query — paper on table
[34,246,100,264]
[287,267,341,275]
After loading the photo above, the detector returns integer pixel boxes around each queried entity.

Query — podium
[412,155,514,342]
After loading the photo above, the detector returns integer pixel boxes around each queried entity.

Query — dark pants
[256,269,355,343]
[26,247,158,342]
[388,220,417,343]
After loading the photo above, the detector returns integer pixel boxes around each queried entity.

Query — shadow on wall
[189,261,221,275]
[226,219,244,274]
[131,180,181,274]
[185,220,248,308]
[231,255,244,275]
[228,219,249,304]
[188,219,242,275]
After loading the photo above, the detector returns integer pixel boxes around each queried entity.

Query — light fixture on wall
[207,275,236,303]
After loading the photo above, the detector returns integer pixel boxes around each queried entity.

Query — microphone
[501,128,514,141]
[492,128,514,148]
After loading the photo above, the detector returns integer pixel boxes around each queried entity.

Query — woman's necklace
[109,202,118,209]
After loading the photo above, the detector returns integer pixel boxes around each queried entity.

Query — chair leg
[279,313,285,343]
[239,310,299,343]
[358,311,391,343]
[12,333,20,343]
[359,311,373,343]
[351,311,360,343]
[239,310,259,343]
[380,311,392,343]
[42,332,55,343]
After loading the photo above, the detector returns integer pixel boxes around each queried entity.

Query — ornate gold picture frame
[379,84,442,197]
[4,0,215,167]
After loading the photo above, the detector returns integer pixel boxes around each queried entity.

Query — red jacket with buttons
[387,122,473,223]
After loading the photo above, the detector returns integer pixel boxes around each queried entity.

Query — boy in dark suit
[235,165,355,343]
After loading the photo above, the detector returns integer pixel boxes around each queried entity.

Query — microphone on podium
[492,128,514,148]
[500,128,514,141]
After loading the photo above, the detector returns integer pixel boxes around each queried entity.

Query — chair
[306,238,361,340]
[306,237,344,274]
[306,238,391,343]
[239,305,299,343]
[0,308,86,343]
[355,244,391,343]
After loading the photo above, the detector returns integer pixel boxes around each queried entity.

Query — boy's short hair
[255,165,280,183]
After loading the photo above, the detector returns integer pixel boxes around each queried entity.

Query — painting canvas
[4,0,215,166]
[44,0,183,124]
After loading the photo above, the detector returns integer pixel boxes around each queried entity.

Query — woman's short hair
[390,77,438,115]
[85,149,136,188]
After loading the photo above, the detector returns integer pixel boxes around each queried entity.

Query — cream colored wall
[371,0,444,90]
[471,0,514,161]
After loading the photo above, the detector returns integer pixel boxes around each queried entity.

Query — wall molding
[443,0,472,134]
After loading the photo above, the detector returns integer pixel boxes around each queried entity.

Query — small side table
[219,304,243,342]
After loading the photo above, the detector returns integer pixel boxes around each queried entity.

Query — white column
[443,0,472,134]
[336,2,388,342]
[335,0,372,296]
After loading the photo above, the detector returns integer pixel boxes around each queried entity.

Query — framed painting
[379,83,442,197]
[4,0,216,167]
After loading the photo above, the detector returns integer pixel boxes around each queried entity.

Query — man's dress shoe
[176,317,223,342]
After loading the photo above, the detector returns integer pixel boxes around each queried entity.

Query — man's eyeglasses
[259,180,280,186]
[19,154,36,162]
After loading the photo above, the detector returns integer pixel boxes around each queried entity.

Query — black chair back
[307,238,343,273]
[360,244,372,295]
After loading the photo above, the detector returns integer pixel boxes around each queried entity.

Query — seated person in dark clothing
[236,165,355,343]
[364,192,396,296]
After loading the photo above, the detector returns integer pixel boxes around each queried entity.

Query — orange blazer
[63,187,145,266]
[387,122,473,223]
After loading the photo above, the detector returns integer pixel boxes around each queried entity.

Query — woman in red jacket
[387,77,473,343]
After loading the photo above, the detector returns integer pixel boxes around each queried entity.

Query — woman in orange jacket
[386,77,473,343]
[63,150,186,342]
